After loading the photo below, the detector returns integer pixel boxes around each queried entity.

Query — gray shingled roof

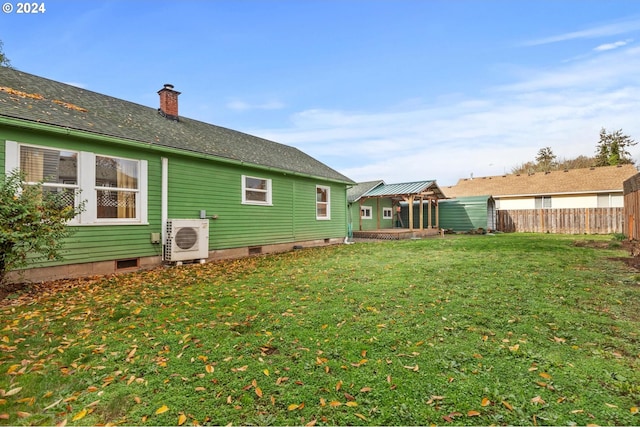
[0,68,353,183]
[347,180,384,203]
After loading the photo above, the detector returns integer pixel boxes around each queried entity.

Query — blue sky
[2,1,640,186]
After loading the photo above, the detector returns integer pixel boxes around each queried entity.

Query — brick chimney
[157,83,181,121]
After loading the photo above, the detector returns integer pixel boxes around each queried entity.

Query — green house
[1,68,354,282]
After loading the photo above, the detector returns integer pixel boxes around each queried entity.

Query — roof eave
[0,115,354,185]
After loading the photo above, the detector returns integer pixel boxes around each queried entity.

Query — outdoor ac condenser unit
[164,219,209,263]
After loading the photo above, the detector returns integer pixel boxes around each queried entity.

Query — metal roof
[361,180,446,199]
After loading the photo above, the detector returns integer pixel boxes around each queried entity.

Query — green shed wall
[438,196,495,231]
[399,197,494,231]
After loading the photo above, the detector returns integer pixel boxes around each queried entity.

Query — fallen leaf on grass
[72,409,87,421]
[2,387,22,397]
[0,414,9,420]
[539,372,552,380]
[355,413,367,421]
[205,365,214,373]
[329,401,342,407]
[502,401,513,411]
[531,396,546,405]
[467,410,481,417]
[481,397,491,407]
[255,387,263,398]
[178,413,187,425]
[631,406,638,414]
[346,401,358,407]
[605,403,618,408]
[155,405,169,415]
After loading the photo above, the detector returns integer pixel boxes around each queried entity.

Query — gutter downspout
[161,157,168,260]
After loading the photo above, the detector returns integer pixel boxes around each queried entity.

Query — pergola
[358,180,447,231]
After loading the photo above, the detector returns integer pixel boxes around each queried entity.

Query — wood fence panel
[497,208,623,234]
[624,191,640,240]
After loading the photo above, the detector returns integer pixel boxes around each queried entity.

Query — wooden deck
[352,228,441,240]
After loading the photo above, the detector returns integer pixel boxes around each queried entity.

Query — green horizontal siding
[349,198,394,231]
[439,196,495,231]
[2,125,350,271]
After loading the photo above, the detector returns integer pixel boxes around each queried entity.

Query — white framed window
[5,141,148,225]
[360,206,372,219]
[535,196,552,209]
[18,144,81,224]
[242,175,272,205]
[316,185,331,220]
[95,155,140,221]
[383,207,393,219]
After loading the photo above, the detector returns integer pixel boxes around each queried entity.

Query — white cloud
[227,99,285,111]
[251,44,640,187]
[523,18,640,46]
[594,39,633,51]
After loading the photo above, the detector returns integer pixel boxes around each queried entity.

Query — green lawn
[1,234,639,426]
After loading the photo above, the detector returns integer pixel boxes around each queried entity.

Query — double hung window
[316,185,331,220]
[360,206,372,219]
[95,156,139,219]
[242,175,272,205]
[20,145,79,214]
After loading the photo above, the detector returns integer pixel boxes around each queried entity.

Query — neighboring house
[443,165,638,233]
[348,180,446,239]
[443,165,637,209]
[1,68,354,282]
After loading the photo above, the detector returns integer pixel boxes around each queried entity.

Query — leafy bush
[0,169,84,286]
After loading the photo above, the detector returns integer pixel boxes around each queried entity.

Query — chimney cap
[163,83,175,90]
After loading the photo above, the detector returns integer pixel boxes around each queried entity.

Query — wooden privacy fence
[623,174,640,240]
[497,208,624,234]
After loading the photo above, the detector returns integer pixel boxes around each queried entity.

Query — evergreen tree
[594,128,637,166]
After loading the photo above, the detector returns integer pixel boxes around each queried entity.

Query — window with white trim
[383,207,393,219]
[360,206,372,219]
[535,196,552,209]
[6,141,148,225]
[316,185,331,220]
[95,155,139,219]
[242,175,272,205]
[19,145,80,219]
